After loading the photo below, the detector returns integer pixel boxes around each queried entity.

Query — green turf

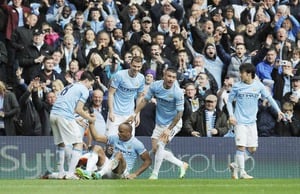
[0,179,299,194]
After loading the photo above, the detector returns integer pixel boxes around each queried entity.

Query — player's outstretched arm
[126,151,151,179]
[88,122,108,143]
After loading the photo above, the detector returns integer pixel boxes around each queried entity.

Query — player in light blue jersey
[107,56,145,136]
[227,63,284,179]
[129,68,189,179]
[50,71,96,179]
[75,122,151,179]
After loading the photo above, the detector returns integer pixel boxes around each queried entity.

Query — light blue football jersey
[51,83,90,120]
[110,70,145,115]
[227,79,280,124]
[145,80,184,125]
[108,135,146,172]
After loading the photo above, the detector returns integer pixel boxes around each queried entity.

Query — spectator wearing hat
[129,16,155,59]
[135,69,156,136]
[18,28,54,84]
[182,94,229,137]
[142,43,171,80]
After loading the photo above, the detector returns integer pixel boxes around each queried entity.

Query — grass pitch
[0,179,299,194]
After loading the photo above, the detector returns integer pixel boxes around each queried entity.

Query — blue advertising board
[0,137,299,179]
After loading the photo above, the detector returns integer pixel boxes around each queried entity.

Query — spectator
[46,0,77,24]
[86,7,105,34]
[16,80,42,136]
[141,43,171,80]
[36,56,65,89]
[256,47,278,82]
[182,94,228,137]
[88,89,108,135]
[271,60,294,101]
[0,81,20,136]
[282,75,300,119]
[80,28,97,64]
[119,3,145,34]
[52,5,74,34]
[0,0,31,87]
[72,11,89,43]
[273,101,300,136]
[11,13,39,61]
[181,82,204,134]
[216,37,270,82]
[51,79,65,96]
[275,13,300,43]
[129,16,155,58]
[42,22,60,49]
[256,98,278,137]
[216,76,234,111]
[135,69,156,136]
[18,28,54,85]
[202,42,225,89]
[59,33,86,72]
[31,79,57,136]
[0,40,7,83]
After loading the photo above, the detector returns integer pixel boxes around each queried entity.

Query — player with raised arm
[129,67,189,179]
[50,71,96,179]
[76,122,151,179]
[227,63,284,179]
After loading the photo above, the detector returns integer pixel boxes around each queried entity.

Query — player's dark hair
[239,63,256,79]
[131,56,143,63]
[80,71,96,81]
[120,122,133,132]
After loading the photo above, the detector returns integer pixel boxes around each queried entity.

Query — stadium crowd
[0,0,300,138]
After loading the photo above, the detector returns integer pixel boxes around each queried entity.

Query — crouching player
[76,122,151,179]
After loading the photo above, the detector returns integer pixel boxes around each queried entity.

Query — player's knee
[248,147,257,154]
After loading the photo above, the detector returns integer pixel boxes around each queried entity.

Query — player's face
[118,126,131,141]
[130,60,143,75]
[240,71,251,83]
[163,70,177,89]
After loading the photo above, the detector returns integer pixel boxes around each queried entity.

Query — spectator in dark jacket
[0,81,20,136]
[182,94,228,137]
[273,101,300,136]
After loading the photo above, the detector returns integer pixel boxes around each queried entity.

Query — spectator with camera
[282,75,300,119]
[271,60,294,101]
[273,101,300,136]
